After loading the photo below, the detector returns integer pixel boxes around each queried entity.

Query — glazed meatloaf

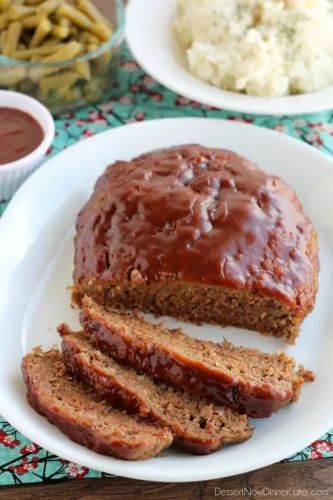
[79,297,314,418]
[22,348,173,460]
[60,325,253,454]
[72,145,319,343]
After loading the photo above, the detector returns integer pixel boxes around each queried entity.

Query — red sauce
[59,328,143,416]
[80,310,290,418]
[74,144,317,312]
[0,108,44,165]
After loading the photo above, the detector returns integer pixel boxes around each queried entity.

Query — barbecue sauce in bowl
[0,108,44,165]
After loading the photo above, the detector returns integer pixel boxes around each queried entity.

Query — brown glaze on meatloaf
[73,145,318,342]
[22,348,173,460]
[79,297,314,418]
[60,325,253,454]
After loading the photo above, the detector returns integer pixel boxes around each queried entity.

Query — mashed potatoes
[174,0,333,96]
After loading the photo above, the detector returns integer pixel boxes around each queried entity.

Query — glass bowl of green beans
[0,0,125,115]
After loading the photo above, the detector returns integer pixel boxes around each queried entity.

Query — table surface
[0,460,331,499]
[1,42,333,497]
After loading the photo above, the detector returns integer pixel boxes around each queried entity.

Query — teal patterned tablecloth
[0,44,333,486]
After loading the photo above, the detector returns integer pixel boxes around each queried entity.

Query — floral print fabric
[0,44,332,486]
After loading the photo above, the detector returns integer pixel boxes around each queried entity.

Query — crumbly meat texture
[79,297,314,418]
[73,145,319,343]
[60,326,253,454]
[21,348,173,460]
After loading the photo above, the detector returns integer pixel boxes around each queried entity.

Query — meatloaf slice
[21,348,173,460]
[59,325,253,455]
[72,145,319,343]
[80,296,314,418]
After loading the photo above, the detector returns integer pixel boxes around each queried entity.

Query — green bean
[40,70,78,91]
[29,17,52,48]
[3,21,22,56]
[0,0,115,110]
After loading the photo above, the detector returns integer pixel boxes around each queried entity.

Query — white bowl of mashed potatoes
[174,0,333,98]
[126,0,333,115]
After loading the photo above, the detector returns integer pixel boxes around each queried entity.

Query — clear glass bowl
[0,0,125,115]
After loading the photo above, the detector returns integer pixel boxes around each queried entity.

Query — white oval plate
[0,118,333,483]
[126,0,333,116]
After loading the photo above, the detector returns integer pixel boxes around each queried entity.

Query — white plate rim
[0,118,333,482]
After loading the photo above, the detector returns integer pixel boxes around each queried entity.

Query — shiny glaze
[21,357,172,460]
[60,330,144,416]
[21,364,130,458]
[60,328,252,455]
[0,108,44,164]
[80,310,289,418]
[74,145,317,309]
